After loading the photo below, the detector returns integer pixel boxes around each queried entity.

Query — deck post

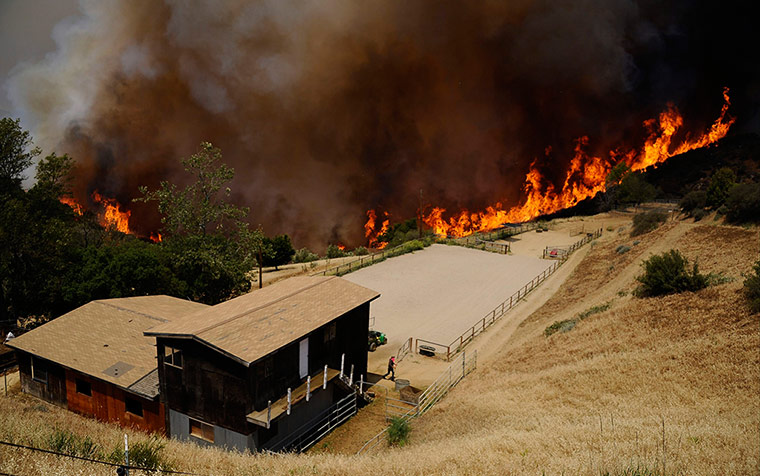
[287,388,292,415]
[306,376,311,402]
[323,365,328,389]
[359,374,363,394]
[267,400,271,429]
[340,353,345,378]
[350,364,354,385]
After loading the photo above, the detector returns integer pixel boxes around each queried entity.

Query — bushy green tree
[326,244,347,259]
[293,247,319,263]
[0,117,41,185]
[724,182,760,223]
[635,249,708,297]
[706,167,736,208]
[137,142,262,304]
[262,234,295,270]
[679,190,707,215]
[617,172,656,206]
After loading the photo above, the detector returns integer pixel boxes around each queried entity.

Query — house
[144,275,380,452]
[6,296,208,433]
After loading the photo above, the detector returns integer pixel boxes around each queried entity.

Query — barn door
[299,338,309,379]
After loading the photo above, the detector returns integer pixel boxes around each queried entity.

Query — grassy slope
[1,218,758,475]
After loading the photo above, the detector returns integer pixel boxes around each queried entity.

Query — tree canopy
[138,141,263,304]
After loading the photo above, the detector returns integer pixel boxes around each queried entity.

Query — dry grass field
[1,215,758,475]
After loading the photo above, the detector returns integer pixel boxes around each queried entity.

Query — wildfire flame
[61,192,134,235]
[364,209,390,249]
[59,196,83,215]
[91,191,133,234]
[372,88,733,238]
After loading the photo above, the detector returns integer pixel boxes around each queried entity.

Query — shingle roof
[145,276,380,366]
[6,296,207,394]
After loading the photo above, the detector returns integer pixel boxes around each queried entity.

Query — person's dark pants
[383,367,395,380]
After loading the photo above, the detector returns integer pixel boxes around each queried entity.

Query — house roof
[6,296,207,396]
[145,276,380,366]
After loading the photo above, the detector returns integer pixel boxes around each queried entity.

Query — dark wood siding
[158,339,250,435]
[16,351,67,407]
[65,370,165,434]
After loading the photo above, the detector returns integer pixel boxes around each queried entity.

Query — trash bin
[394,378,410,391]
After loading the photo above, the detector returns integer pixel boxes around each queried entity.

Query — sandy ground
[344,244,553,373]
[346,213,630,390]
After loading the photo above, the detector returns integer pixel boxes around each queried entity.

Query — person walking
[383,356,396,381]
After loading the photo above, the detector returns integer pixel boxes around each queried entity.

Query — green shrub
[706,167,737,208]
[724,182,760,224]
[326,244,347,259]
[616,245,631,254]
[634,250,708,297]
[744,260,760,313]
[631,211,667,237]
[577,302,612,319]
[47,428,99,458]
[352,246,369,256]
[293,247,319,263]
[679,190,707,213]
[387,417,411,446]
[107,436,171,471]
[544,319,576,336]
[691,208,708,221]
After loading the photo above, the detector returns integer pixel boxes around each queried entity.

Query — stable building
[145,276,379,452]
[6,296,208,433]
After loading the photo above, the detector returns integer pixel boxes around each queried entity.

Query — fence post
[340,354,345,378]
[462,351,466,378]
[323,365,328,390]
[350,364,354,386]
[267,400,272,429]
[124,434,129,476]
[306,376,311,402]
[287,388,292,415]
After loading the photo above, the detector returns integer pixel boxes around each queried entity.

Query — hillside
[1,213,758,475]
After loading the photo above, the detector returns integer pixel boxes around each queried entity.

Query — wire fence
[356,350,477,455]
[0,439,200,475]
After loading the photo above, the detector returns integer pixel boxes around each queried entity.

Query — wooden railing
[446,228,602,359]
[356,350,477,454]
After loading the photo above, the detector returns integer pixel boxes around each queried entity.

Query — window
[323,322,336,344]
[189,418,214,442]
[75,378,92,396]
[31,357,48,384]
[164,345,183,368]
[125,397,143,417]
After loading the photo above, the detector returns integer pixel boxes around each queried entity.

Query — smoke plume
[6,0,757,248]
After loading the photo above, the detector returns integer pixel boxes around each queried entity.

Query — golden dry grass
[1,218,758,475]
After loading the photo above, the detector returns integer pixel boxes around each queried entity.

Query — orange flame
[364,209,389,249]
[412,88,734,238]
[59,196,83,215]
[91,191,132,234]
[150,232,163,243]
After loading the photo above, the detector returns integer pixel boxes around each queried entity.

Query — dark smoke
[6,0,758,248]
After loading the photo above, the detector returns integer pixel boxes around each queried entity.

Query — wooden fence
[401,228,603,361]
[356,350,477,454]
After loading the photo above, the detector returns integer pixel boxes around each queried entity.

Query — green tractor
[368,330,387,352]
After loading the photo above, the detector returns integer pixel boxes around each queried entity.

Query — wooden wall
[16,351,67,407]
[65,370,165,434]
[159,339,250,435]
